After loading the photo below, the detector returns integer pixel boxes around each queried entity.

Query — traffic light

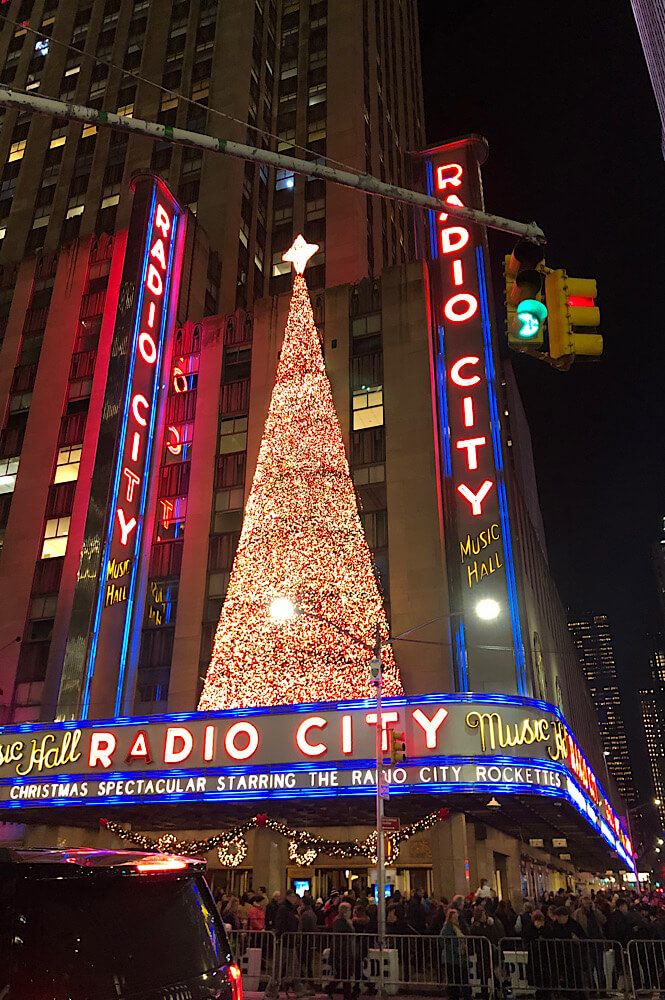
[504,240,547,350]
[545,270,602,369]
[389,730,406,765]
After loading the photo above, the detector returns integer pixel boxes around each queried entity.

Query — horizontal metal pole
[0,87,545,243]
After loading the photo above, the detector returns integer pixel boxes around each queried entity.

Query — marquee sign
[0,693,633,867]
[413,139,527,695]
[58,174,185,721]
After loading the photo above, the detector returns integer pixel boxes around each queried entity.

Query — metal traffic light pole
[369,623,387,999]
[0,87,546,243]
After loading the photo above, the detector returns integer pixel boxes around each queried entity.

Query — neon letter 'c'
[296,717,327,757]
[450,357,481,387]
[131,393,149,426]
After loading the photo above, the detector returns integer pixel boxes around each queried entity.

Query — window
[68,378,92,401]
[307,120,326,143]
[8,140,26,162]
[0,457,19,493]
[156,496,187,542]
[54,445,82,483]
[9,391,32,413]
[309,50,326,69]
[145,579,178,626]
[275,170,294,191]
[66,204,84,219]
[352,314,381,338]
[214,486,244,511]
[30,594,58,620]
[352,386,383,430]
[306,197,325,221]
[41,516,70,558]
[219,417,247,454]
[192,79,209,102]
[352,463,384,486]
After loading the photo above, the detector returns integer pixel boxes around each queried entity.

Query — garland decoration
[99,808,449,867]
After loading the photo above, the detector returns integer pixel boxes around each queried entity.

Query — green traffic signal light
[515,299,547,340]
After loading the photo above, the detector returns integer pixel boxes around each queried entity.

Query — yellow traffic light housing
[389,730,406,765]
[505,240,547,350]
[545,270,602,370]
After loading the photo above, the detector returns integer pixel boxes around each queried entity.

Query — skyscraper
[0,0,423,304]
[568,614,637,805]
[641,650,665,830]
[630,0,665,159]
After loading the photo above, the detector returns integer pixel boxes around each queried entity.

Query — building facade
[641,651,665,831]
[568,614,637,806]
[0,0,423,302]
[0,1,634,898]
[630,0,665,160]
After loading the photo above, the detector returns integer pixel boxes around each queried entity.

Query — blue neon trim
[425,162,438,259]
[114,186,159,715]
[0,689,628,846]
[0,691,572,732]
[115,193,178,715]
[0,755,570,789]
[476,246,527,695]
[82,188,156,719]
[455,620,468,691]
[437,326,452,477]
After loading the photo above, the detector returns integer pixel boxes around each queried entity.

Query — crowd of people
[211,881,665,999]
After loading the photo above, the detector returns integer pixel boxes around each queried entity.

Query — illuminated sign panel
[413,140,526,694]
[0,694,633,867]
[58,175,185,721]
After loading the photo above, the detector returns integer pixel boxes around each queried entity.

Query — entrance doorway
[493,851,508,900]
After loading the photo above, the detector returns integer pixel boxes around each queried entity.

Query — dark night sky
[418,0,665,781]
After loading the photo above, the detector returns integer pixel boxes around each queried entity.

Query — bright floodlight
[269,597,296,622]
[476,598,500,621]
[656,799,662,806]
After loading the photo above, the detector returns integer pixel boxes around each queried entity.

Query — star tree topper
[282,234,319,274]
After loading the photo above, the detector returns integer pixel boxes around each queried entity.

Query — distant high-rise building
[630,0,665,159]
[640,650,665,830]
[653,517,665,626]
[569,614,637,805]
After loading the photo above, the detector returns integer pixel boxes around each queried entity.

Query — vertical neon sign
[79,175,184,719]
[413,139,527,696]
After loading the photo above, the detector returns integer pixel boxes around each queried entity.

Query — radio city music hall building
[0,0,634,907]
[0,137,636,902]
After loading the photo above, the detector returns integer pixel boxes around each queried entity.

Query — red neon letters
[114,202,174,548]
[436,164,494,517]
[85,708,451,769]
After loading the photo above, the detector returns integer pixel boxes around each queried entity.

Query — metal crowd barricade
[228,929,277,991]
[275,931,497,995]
[627,938,665,996]
[500,936,630,999]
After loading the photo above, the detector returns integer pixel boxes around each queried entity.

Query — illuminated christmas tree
[198,235,403,710]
